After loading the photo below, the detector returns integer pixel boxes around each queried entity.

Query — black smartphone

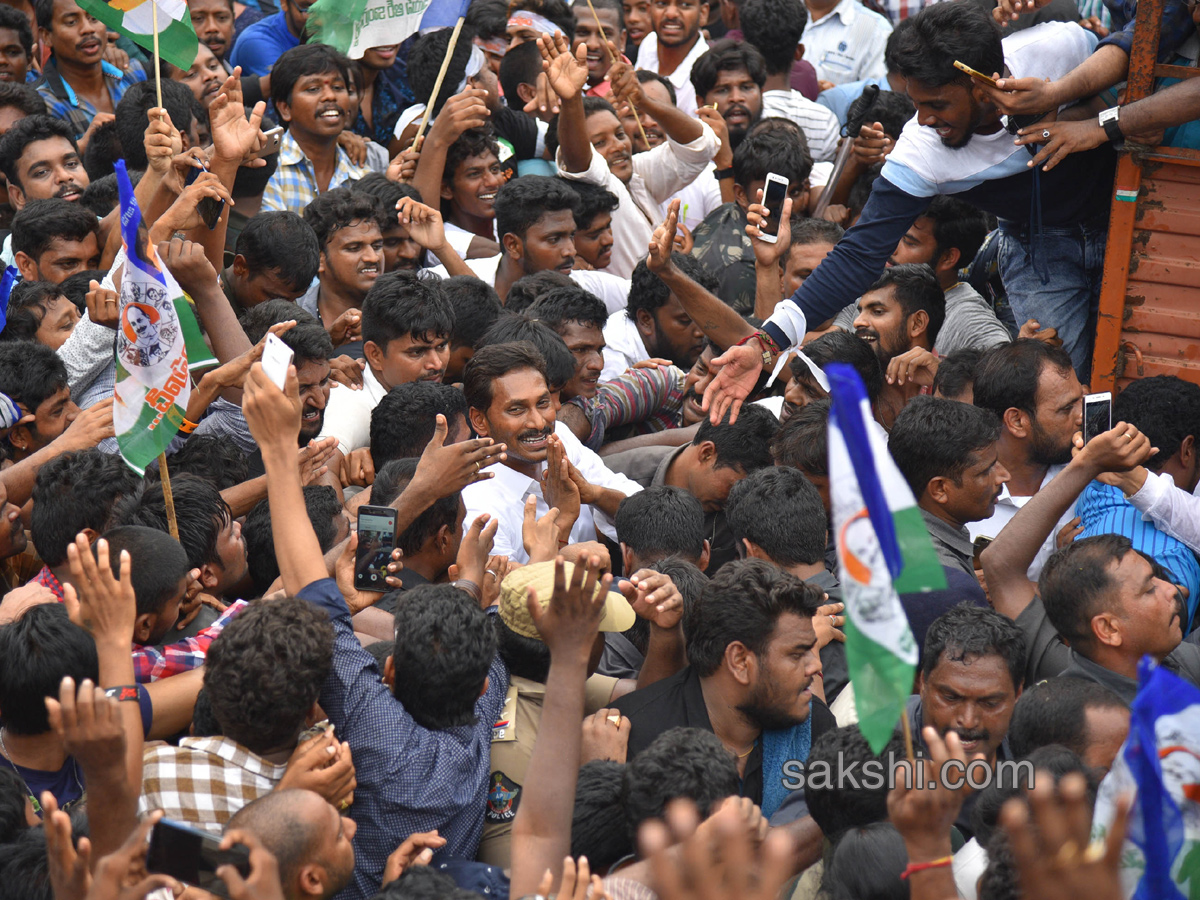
[1083,392,1112,444]
[184,164,225,231]
[146,818,251,899]
[355,505,398,592]
[758,172,790,243]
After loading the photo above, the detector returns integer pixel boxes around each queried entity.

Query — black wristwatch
[1099,106,1125,151]
[714,166,735,180]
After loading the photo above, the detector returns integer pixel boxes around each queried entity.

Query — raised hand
[537,31,589,101]
[149,171,234,241]
[648,200,680,276]
[327,309,362,347]
[62,535,135,646]
[243,361,303,453]
[526,555,612,660]
[1077,423,1156,474]
[209,67,268,167]
[298,436,339,486]
[523,495,562,564]
[428,89,490,145]
[45,676,125,781]
[888,727,981,861]
[540,434,581,530]
[396,197,449,251]
[1014,118,1107,172]
[43,791,93,900]
[58,397,115,451]
[89,809,182,900]
[143,107,183,178]
[811,600,846,648]
[334,532,402,611]
[1000,772,1128,900]
[411,414,508,498]
[452,514,500,601]
[746,189,792,267]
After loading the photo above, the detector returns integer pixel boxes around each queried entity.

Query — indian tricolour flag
[308,0,470,60]
[77,0,198,71]
[111,160,213,475]
[827,363,946,753]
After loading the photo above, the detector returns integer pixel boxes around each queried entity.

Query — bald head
[226,789,331,899]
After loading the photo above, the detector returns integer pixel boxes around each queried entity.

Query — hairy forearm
[262,444,328,594]
[659,266,753,347]
[643,96,701,145]
[220,475,268,519]
[636,624,686,689]
[510,654,589,896]
[981,458,1096,619]
[1051,44,1129,107]
[754,260,783,320]
[558,94,592,174]
[1119,74,1200,135]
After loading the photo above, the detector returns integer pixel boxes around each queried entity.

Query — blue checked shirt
[1077,480,1200,631]
[260,131,370,215]
[297,578,509,900]
[33,57,145,141]
[1098,0,1195,60]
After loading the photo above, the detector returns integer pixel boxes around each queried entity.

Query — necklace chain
[0,727,84,817]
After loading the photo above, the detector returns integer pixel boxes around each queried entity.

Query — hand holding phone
[147,818,251,899]
[756,172,790,244]
[261,332,294,391]
[1083,392,1112,444]
[355,505,398,592]
[953,60,1000,89]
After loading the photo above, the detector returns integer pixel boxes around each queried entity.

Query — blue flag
[420,0,471,30]
[1092,657,1200,899]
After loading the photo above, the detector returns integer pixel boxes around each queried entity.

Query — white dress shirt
[461,421,643,563]
[633,32,710,114]
[1128,469,1200,552]
[802,0,893,86]
[601,311,649,382]
[423,255,631,314]
[556,123,720,278]
[317,364,389,457]
[967,464,1073,581]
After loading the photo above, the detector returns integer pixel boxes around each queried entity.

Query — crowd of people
[0,0,1190,895]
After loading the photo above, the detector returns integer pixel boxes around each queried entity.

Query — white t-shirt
[601,311,649,382]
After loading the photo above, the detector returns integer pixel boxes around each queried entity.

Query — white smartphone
[261,332,293,391]
[757,173,790,244]
[1083,391,1112,444]
[256,125,284,159]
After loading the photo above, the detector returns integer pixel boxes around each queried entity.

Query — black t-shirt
[612,666,836,807]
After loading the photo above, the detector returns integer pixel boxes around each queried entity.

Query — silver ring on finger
[1042,129,1051,139]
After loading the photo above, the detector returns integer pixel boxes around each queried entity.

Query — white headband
[507,10,560,36]
[455,44,487,93]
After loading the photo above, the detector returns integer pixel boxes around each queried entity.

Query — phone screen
[147,818,251,899]
[184,164,225,231]
[761,176,789,238]
[355,506,398,591]
[1083,395,1112,444]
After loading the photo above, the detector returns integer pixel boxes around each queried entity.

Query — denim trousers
[995,217,1108,382]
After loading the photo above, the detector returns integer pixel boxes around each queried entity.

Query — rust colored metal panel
[1092,156,1144,391]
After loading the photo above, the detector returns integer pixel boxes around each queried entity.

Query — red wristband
[899,856,953,880]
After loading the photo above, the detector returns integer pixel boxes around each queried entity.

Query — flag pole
[584,0,651,151]
[151,2,163,109]
[157,451,179,541]
[900,712,915,764]
[414,16,466,142]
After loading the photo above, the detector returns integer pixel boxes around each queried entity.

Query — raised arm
[609,58,701,145]
[980,424,1155,620]
[538,32,592,174]
[510,556,612,897]
[410,89,490,208]
[651,201,754,347]
[242,362,329,595]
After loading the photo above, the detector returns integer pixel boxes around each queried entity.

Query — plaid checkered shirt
[139,735,289,835]
[260,131,371,215]
[132,600,248,683]
[33,57,145,141]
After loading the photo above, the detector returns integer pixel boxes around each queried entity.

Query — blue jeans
[995,218,1107,382]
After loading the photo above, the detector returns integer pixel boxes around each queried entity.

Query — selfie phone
[258,125,284,158]
[953,60,1000,89]
[261,332,293,391]
[757,173,790,244]
[184,163,225,231]
[297,718,334,743]
[1083,392,1112,444]
[146,817,251,899]
[355,505,398,592]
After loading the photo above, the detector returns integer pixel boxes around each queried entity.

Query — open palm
[540,32,589,100]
